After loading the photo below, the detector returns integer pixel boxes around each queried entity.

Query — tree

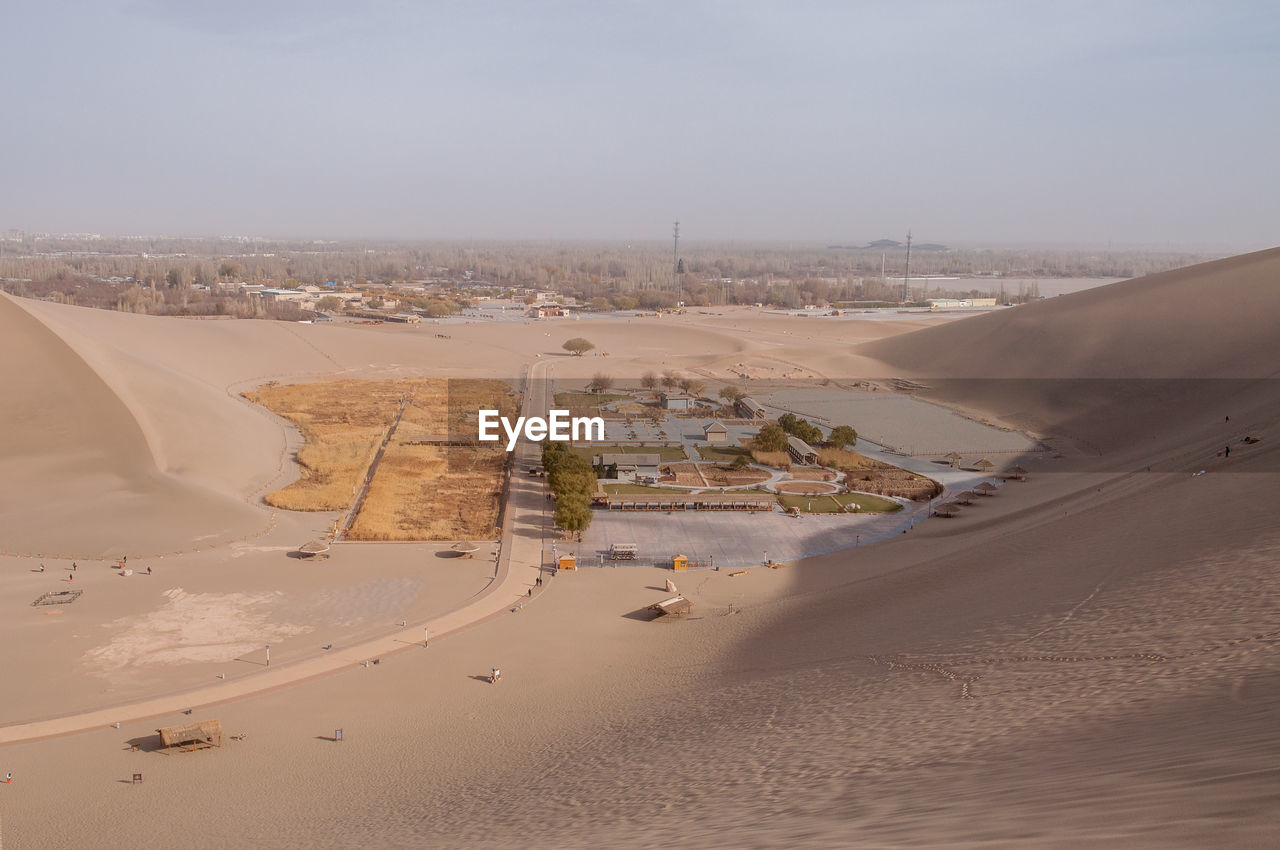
[828,425,858,449]
[730,454,750,470]
[660,370,678,391]
[612,294,637,310]
[686,380,706,398]
[587,373,614,393]
[588,296,611,312]
[316,295,342,311]
[641,372,658,390]
[554,493,593,533]
[719,385,745,404]
[563,337,595,356]
[754,424,788,452]
[677,377,693,393]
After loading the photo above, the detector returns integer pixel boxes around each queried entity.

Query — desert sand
[1,250,1278,847]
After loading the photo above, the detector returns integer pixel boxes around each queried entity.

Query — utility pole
[672,221,681,305]
[903,230,912,303]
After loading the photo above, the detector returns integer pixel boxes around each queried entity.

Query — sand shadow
[124,735,165,753]
[314,735,339,742]
[622,607,658,622]
[469,675,495,684]
[434,551,473,559]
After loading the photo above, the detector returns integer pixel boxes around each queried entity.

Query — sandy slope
[862,247,1280,465]
[2,253,1279,847]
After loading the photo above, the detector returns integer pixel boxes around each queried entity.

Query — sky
[2,1,1277,248]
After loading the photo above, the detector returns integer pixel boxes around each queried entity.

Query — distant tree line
[0,234,1213,314]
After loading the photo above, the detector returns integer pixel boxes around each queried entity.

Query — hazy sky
[3,1,1277,247]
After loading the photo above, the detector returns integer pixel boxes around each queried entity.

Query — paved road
[0,362,554,745]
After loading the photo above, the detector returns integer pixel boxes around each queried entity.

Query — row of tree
[541,442,594,535]
[753,414,858,454]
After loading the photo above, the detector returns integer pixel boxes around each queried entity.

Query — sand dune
[2,251,1278,847]
[863,248,1280,464]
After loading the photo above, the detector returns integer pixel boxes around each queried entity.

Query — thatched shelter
[974,481,999,495]
[943,452,963,468]
[1003,465,1029,481]
[298,539,331,559]
[451,541,480,559]
[933,504,961,518]
[648,595,692,617]
[972,458,995,471]
[954,490,977,505]
[157,719,223,753]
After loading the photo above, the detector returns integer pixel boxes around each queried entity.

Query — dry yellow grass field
[818,446,942,500]
[246,377,517,539]
[750,449,791,468]
[243,380,398,510]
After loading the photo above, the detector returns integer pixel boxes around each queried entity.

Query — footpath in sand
[0,360,554,746]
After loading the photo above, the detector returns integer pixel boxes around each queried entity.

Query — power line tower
[902,230,912,303]
[672,221,681,304]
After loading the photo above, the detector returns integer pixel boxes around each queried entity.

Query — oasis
[477,409,605,451]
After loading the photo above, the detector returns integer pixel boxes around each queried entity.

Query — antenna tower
[902,230,912,303]
[672,221,681,304]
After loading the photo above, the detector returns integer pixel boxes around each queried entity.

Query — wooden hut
[1003,465,1029,481]
[157,719,223,753]
[297,539,330,560]
[974,481,999,496]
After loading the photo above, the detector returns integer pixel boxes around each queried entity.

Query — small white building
[596,453,662,483]
[660,393,694,410]
[702,421,729,443]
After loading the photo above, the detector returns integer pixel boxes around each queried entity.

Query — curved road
[0,360,555,745]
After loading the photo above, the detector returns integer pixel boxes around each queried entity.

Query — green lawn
[553,392,630,407]
[695,443,751,462]
[777,492,901,514]
[601,483,671,494]
[571,444,687,462]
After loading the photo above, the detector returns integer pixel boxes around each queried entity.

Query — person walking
[1225,444,1231,457]
[68,573,74,584]
[4,771,11,783]
[147,566,152,575]
[72,562,77,571]
[491,666,501,684]
[39,563,45,572]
